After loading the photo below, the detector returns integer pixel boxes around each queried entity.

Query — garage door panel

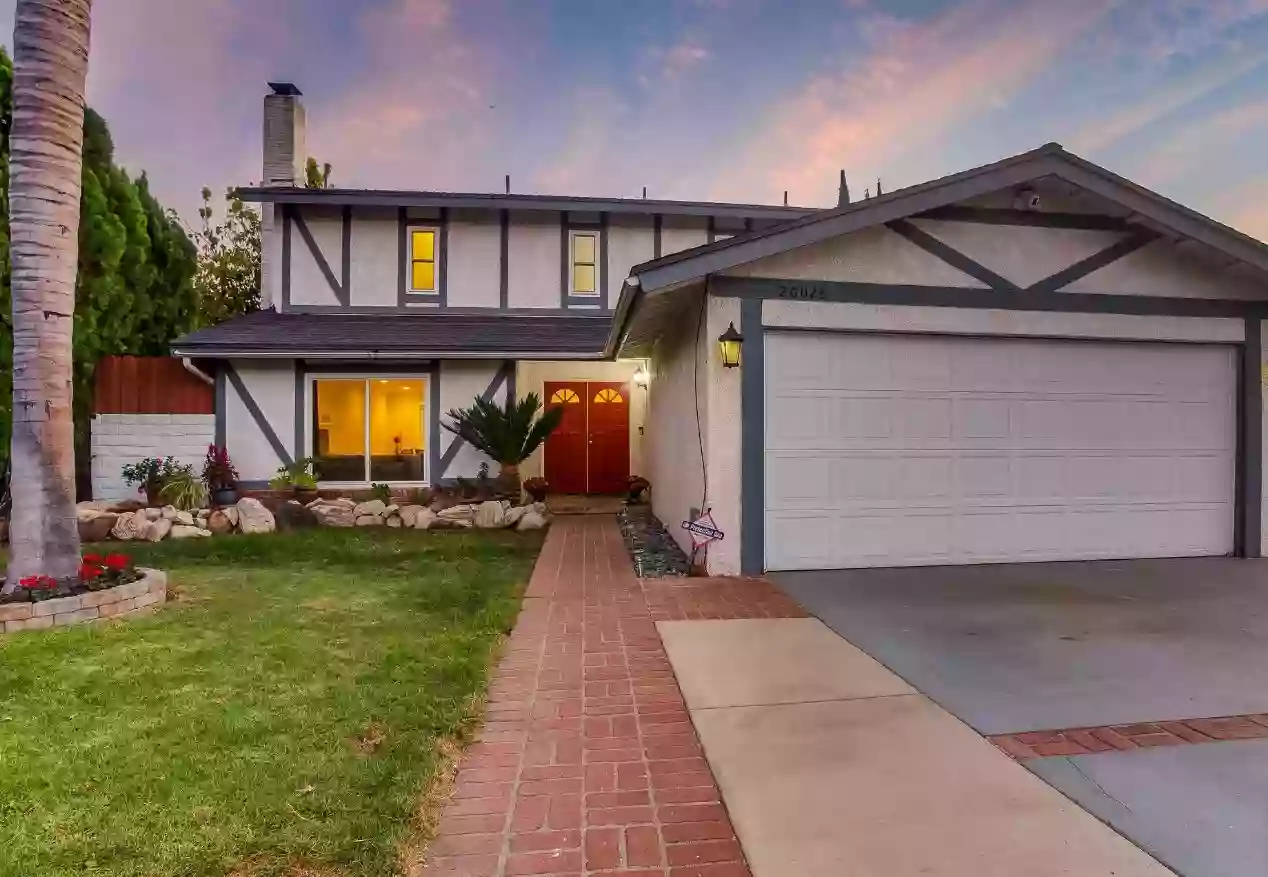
[765,332,1236,569]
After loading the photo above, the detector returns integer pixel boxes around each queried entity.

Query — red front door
[543,381,631,494]
[586,382,630,494]
[544,382,587,494]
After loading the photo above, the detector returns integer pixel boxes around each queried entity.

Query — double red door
[544,381,630,494]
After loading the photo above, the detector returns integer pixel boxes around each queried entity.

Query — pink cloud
[305,0,496,192]
[1134,97,1268,183]
[707,0,1116,204]
[660,41,711,79]
[1218,178,1268,243]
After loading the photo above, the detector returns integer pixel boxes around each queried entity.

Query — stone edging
[0,568,167,633]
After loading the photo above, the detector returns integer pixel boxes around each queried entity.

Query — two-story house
[176,83,1268,579]
[172,83,815,502]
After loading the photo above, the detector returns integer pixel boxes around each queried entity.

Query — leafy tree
[0,43,198,510]
[304,156,331,188]
[192,187,261,326]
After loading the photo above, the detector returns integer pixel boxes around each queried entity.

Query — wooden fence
[93,356,215,415]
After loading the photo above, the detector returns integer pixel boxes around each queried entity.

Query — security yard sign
[682,511,724,548]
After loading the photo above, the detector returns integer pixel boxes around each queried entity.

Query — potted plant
[443,393,564,496]
[203,444,240,506]
[122,456,183,506]
[159,464,205,510]
[626,475,651,504]
[269,457,320,504]
[523,476,550,503]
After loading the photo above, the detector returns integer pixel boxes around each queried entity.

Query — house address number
[776,283,828,301]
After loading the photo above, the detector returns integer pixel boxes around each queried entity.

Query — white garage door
[764,332,1236,570]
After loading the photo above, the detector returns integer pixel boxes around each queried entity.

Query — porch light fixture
[717,322,743,368]
[632,364,649,388]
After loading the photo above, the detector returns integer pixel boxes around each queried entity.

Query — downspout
[181,357,214,386]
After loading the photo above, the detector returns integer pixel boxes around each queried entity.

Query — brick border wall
[0,569,167,633]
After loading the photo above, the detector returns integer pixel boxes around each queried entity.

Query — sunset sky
[2,0,1266,240]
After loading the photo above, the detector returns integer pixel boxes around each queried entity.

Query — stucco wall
[288,206,343,307]
[702,297,743,575]
[438,360,509,479]
[448,209,501,308]
[507,212,561,309]
[723,225,986,286]
[515,359,648,483]
[349,210,398,307]
[90,414,215,502]
[647,296,709,563]
[226,360,298,483]
[607,217,656,303]
[660,216,709,257]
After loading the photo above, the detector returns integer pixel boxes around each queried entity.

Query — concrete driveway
[776,557,1268,877]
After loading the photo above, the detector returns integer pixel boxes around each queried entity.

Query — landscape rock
[144,507,162,521]
[170,525,211,539]
[79,513,119,543]
[310,496,354,509]
[386,516,403,528]
[160,505,178,521]
[276,501,319,531]
[503,505,528,528]
[175,510,195,526]
[437,504,476,525]
[145,519,173,542]
[106,499,146,514]
[206,510,233,535]
[236,497,276,534]
[412,508,438,530]
[353,499,387,518]
[516,510,548,531]
[110,510,148,541]
[474,500,508,529]
[310,502,355,528]
[223,506,240,528]
[355,515,383,527]
[385,504,400,515]
[397,505,423,527]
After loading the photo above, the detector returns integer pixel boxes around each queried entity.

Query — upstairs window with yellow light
[570,231,598,297]
[409,227,439,294]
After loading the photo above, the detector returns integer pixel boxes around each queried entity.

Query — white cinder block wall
[90,414,215,502]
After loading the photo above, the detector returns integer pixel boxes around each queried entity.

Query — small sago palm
[443,393,564,492]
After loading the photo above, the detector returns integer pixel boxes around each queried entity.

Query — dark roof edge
[172,346,609,361]
[236,187,819,220]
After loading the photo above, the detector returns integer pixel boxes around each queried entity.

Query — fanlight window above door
[550,388,580,404]
[593,388,623,403]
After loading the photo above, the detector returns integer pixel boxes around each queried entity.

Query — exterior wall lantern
[718,322,743,368]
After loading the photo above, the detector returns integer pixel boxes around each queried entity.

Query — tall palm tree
[5,0,93,590]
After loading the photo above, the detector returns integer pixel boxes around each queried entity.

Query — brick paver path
[990,713,1268,760]
[423,515,805,876]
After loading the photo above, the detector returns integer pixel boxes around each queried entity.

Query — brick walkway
[423,515,805,877]
[990,713,1268,760]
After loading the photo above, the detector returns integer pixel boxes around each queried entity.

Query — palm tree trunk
[5,0,93,590]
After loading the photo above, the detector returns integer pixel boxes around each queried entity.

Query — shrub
[370,482,392,503]
[122,457,186,495]
[523,477,550,502]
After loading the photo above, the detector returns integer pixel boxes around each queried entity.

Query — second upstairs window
[570,231,598,297]
[410,228,439,294]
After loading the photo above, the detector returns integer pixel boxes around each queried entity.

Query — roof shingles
[172,310,613,358]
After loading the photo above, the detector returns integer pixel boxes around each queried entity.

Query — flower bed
[617,505,692,578]
[0,566,167,633]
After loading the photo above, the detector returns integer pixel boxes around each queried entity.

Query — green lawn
[0,528,543,877]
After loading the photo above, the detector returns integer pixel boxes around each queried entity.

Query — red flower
[18,576,38,589]
[104,554,130,571]
[79,563,103,580]
[82,553,103,564]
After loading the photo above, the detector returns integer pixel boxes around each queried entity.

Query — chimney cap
[268,81,303,96]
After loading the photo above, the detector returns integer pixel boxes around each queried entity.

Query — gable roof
[172,310,612,360]
[607,143,1268,355]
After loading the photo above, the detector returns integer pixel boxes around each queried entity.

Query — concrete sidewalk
[659,618,1174,877]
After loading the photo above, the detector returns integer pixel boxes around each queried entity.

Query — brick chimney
[263,82,306,187]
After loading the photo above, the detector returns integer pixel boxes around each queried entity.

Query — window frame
[308,373,431,486]
[406,224,442,296]
[569,230,600,298]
